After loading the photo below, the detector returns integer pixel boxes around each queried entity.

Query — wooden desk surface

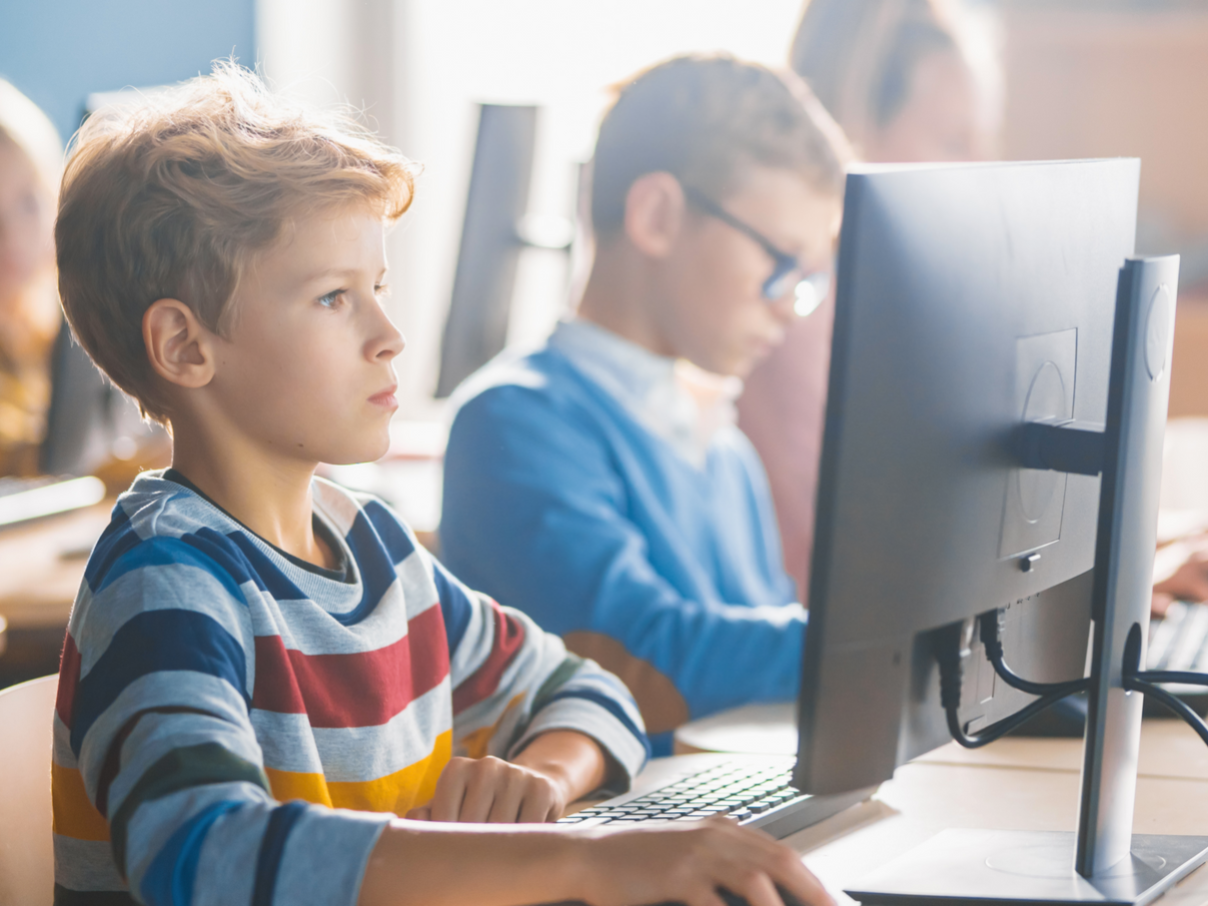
[790,761,1208,905]
[0,503,109,630]
[676,703,1208,781]
[675,703,1208,903]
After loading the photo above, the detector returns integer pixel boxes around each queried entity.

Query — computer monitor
[435,103,539,398]
[796,159,1205,903]
[39,320,158,477]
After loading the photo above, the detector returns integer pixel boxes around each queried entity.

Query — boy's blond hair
[591,54,851,235]
[56,62,417,422]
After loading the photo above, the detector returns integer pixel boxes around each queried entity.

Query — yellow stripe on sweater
[265,729,452,815]
[51,762,110,842]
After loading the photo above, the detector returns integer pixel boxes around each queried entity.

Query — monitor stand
[848,256,1208,906]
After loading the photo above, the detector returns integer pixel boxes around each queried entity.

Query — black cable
[1123,677,1208,747]
[978,609,1089,698]
[934,619,1083,749]
[1129,670,1208,688]
[945,686,1082,749]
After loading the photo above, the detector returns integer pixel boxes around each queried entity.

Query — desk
[673,706,1208,904]
[0,503,109,686]
[0,503,108,631]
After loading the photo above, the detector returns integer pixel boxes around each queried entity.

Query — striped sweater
[51,470,648,906]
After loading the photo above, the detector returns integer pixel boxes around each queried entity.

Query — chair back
[0,674,56,906]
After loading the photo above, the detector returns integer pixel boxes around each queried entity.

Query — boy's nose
[368,310,406,361]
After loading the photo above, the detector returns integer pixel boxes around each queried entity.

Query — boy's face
[656,166,839,378]
[206,206,403,466]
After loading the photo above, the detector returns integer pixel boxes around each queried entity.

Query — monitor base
[846,829,1208,905]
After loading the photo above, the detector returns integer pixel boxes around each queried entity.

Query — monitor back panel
[797,159,1140,794]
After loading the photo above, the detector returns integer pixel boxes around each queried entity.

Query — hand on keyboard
[542,886,806,906]
[537,818,834,906]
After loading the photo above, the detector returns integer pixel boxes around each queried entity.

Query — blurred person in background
[0,79,62,477]
[442,55,850,752]
[737,0,999,600]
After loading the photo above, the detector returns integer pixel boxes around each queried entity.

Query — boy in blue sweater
[441,55,850,750]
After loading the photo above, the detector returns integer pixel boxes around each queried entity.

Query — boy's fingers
[681,882,729,906]
[458,762,506,822]
[485,773,527,823]
[761,846,835,906]
[403,806,431,821]
[516,780,557,823]
[728,873,783,906]
[428,763,470,823]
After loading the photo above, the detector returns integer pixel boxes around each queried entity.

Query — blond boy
[49,64,831,906]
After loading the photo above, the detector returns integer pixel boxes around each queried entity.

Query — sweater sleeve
[440,382,808,725]
[431,552,649,786]
[56,520,388,906]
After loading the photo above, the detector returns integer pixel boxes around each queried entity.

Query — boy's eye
[374,283,390,299]
[318,289,346,308]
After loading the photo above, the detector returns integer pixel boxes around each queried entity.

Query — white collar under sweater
[548,318,742,469]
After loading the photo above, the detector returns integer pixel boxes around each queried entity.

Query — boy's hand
[408,730,608,824]
[579,819,835,906]
[407,755,569,823]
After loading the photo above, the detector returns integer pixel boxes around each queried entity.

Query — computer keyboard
[557,760,809,828]
[1148,601,1208,673]
[0,475,59,498]
[0,474,106,528]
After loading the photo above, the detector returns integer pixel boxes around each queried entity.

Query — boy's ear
[143,299,216,390]
[623,171,686,259]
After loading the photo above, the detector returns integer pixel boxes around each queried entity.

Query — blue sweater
[441,341,805,749]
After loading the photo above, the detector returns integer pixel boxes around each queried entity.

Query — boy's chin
[319,434,393,467]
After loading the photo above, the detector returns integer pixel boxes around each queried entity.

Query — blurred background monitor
[435,103,578,398]
[38,322,155,478]
[435,103,540,398]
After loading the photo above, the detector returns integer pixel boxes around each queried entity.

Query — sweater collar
[549,318,740,467]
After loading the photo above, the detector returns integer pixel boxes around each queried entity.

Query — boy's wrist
[511,729,609,806]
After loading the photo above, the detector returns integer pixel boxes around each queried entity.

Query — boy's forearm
[357,820,588,906]
[511,729,610,804]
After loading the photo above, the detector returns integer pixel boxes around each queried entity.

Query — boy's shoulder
[83,471,415,598]
[449,341,616,433]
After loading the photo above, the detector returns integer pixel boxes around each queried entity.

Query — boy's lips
[369,385,399,408]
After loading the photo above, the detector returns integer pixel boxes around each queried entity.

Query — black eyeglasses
[682,185,831,316]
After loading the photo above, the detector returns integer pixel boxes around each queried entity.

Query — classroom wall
[0,0,255,145]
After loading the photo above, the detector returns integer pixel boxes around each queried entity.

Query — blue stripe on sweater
[251,801,308,906]
[361,498,473,648]
[543,688,652,761]
[71,610,250,756]
[432,560,473,654]
[140,800,243,906]
[90,536,248,600]
[334,505,407,626]
[202,530,307,602]
[85,507,141,593]
[361,500,416,563]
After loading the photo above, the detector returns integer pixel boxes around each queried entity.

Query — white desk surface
[672,704,1208,904]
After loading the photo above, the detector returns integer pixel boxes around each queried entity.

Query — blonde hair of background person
[0,79,63,477]
[736,0,1001,601]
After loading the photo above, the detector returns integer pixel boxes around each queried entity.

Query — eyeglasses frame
[680,184,827,304]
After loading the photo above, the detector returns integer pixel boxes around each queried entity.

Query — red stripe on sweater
[452,599,526,715]
[57,632,81,729]
[251,603,449,728]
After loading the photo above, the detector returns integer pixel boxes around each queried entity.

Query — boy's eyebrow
[295,266,389,287]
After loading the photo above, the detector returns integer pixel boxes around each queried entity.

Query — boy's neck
[167,416,335,570]
[576,244,676,359]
